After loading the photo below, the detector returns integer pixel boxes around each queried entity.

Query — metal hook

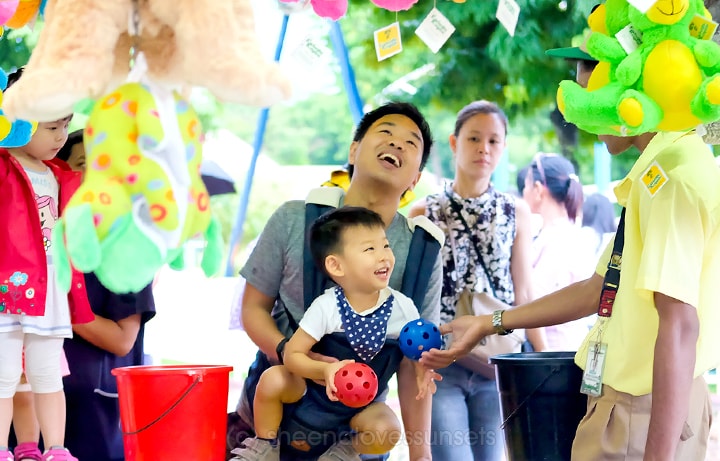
[129,0,142,69]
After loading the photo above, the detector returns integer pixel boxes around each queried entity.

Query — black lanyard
[598,208,626,318]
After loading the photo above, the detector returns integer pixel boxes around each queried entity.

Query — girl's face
[450,113,506,180]
[22,118,72,162]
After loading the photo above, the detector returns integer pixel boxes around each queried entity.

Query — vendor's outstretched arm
[420,273,603,369]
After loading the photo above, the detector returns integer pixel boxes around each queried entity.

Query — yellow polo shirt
[576,131,720,396]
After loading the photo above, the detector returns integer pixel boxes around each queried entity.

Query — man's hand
[419,314,493,369]
[324,359,355,401]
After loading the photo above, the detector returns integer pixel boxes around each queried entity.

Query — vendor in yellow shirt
[418,17,720,461]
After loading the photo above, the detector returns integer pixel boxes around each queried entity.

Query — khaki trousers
[570,376,712,461]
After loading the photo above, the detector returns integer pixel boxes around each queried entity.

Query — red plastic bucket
[112,364,233,461]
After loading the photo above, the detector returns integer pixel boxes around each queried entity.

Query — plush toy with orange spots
[51,78,222,294]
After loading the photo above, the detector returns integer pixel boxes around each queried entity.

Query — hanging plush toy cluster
[557,0,720,135]
[0,71,35,148]
[0,0,292,293]
[279,0,419,21]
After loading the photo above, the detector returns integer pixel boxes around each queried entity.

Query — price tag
[415,8,456,53]
[374,22,404,61]
[292,35,328,67]
[496,0,520,37]
[627,0,656,14]
[615,24,643,54]
[689,13,719,40]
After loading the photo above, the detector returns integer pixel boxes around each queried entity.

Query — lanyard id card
[580,340,608,397]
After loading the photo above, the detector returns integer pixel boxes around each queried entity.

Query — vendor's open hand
[309,351,339,386]
[418,314,493,369]
[324,359,355,401]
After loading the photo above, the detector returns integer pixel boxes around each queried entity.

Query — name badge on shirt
[641,161,668,197]
[580,341,607,397]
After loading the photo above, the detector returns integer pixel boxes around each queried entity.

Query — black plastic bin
[490,352,588,461]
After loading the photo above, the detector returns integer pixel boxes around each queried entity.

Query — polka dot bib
[336,285,394,363]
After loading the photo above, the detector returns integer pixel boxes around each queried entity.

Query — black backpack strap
[303,202,334,314]
[400,216,444,310]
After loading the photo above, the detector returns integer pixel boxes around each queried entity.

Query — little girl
[0,69,93,461]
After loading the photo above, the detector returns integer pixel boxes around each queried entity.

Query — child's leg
[0,330,25,447]
[23,334,65,449]
[253,365,306,439]
[349,402,402,455]
[12,386,40,444]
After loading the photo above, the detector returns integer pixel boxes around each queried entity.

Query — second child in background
[409,100,544,461]
[55,130,157,461]
[231,207,438,461]
[522,154,595,350]
[0,70,93,461]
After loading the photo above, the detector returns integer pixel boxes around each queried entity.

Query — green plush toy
[52,78,223,294]
[558,0,720,135]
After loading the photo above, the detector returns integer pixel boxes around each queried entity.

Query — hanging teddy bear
[2,0,292,122]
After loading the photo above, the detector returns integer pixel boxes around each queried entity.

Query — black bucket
[489,352,587,461]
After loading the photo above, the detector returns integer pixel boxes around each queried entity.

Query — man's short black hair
[309,207,386,279]
[348,101,433,177]
[57,129,84,162]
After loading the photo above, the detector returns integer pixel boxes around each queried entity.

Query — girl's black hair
[454,100,508,137]
[530,154,584,222]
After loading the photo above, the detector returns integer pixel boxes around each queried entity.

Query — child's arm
[284,328,353,401]
[411,358,441,400]
[72,314,141,357]
[397,358,433,460]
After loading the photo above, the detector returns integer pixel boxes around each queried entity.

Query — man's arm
[512,197,547,351]
[397,358,432,461]
[241,283,285,362]
[72,314,141,356]
[644,292,699,460]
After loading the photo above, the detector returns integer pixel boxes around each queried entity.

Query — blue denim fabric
[431,363,506,461]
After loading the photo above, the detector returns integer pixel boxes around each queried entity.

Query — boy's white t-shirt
[299,287,420,341]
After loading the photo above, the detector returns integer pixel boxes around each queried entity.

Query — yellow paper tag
[641,161,668,196]
[689,14,719,40]
[374,22,403,62]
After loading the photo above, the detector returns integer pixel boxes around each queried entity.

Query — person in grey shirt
[228,102,441,461]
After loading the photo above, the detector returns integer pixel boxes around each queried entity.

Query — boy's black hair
[309,207,386,279]
[57,129,84,162]
[348,102,433,177]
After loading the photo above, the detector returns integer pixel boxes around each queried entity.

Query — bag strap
[597,208,626,318]
[440,190,498,298]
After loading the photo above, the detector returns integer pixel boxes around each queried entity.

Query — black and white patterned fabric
[426,182,517,325]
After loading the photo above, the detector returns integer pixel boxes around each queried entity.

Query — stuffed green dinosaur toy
[558,0,720,135]
[52,75,223,294]
[557,0,632,135]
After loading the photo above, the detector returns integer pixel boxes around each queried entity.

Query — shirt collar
[613,131,691,206]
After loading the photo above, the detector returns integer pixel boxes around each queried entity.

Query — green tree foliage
[0,26,37,74]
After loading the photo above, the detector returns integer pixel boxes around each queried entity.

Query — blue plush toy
[0,70,36,148]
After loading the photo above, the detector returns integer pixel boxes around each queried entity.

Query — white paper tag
[496,0,520,37]
[292,35,328,67]
[415,8,456,54]
[374,22,404,62]
[615,24,643,55]
[627,0,656,14]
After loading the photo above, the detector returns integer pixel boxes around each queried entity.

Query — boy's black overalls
[240,188,442,460]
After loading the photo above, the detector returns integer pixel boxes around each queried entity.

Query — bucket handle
[122,373,201,435]
[500,366,561,430]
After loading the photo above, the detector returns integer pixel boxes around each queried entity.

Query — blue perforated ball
[399,319,442,361]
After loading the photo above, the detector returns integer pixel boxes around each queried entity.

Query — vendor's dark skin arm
[643,292,699,461]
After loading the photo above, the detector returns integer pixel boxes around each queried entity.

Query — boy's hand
[324,359,355,401]
[414,362,442,400]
